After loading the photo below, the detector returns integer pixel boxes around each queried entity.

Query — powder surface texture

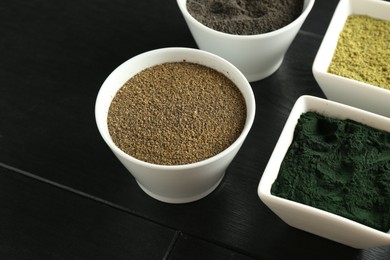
[186,0,304,35]
[328,15,390,90]
[271,112,390,232]
[107,62,246,166]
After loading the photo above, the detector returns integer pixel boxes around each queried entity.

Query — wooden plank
[0,166,175,259]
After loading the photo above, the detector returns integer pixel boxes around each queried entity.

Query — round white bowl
[95,47,256,204]
[258,95,390,249]
[177,0,315,82]
[312,0,390,118]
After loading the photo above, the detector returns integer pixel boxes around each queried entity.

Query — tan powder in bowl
[107,62,247,165]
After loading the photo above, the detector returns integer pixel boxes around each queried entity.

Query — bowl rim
[95,47,256,170]
[258,95,390,238]
[177,0,315,39]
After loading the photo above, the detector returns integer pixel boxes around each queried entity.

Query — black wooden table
[2,0,390,259]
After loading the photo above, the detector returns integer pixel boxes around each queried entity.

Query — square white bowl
[312,0,390,118]
[258,95,390,249]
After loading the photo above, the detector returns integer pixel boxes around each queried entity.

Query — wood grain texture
[1,0,390,259]
[0,165,175,259]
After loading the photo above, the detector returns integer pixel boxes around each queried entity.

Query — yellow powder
[328,15,390,90]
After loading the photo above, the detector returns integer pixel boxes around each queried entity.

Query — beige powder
[107,62,247,165]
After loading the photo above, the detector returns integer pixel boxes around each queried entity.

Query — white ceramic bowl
[177,0,315,82]
[258,95,390,249]
[96,47,256,204]
[313,0,390,118]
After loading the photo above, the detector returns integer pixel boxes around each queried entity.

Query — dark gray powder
[186,0,304,35]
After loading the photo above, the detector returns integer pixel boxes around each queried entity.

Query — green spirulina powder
[328,15,390,90]
[271,112,390,232]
